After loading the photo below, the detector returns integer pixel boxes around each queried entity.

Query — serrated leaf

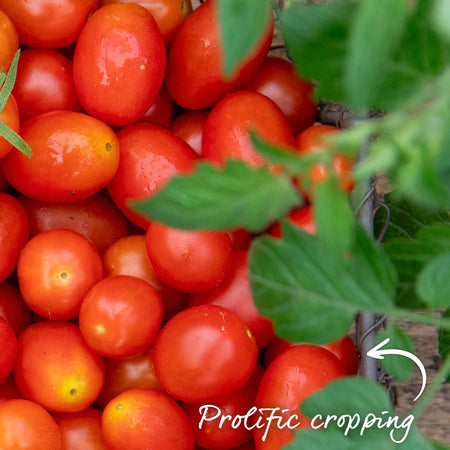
[131,161,301,233]
[439,308,450,381]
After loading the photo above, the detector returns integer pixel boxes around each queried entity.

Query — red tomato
[53,408,106,450]
[0,399,62,449]
[183,365,264,450]
[0,282,32,336]
[270,205,316,238]
[169,109,210,155]
[0,317,17,384]
[19,194,128,254]
[18,229,103,320]
[107,123,198,229]
[203,91,295,167]
[0,9,18,72]
[153,305,258,402]
[254,345,346,449]
[12,49,83,122]
[2,111,120,203]
[96,346,162,409]
[79,275,163,359]
[0,0,98,48]
[166,0,273,109]
[0,374,23,403]
[146,223,233,293]
[0,93,20,159]
[228,228,253,250]
[14,322,105,413]
[102,235,187,322]
[139,85,174,128]
[189,251,274,348]
[246,57,317,135]
[0,163,8,192]
[0,193,29,283]
[73,3,166,126]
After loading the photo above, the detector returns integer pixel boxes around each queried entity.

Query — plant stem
[387,309,450,329]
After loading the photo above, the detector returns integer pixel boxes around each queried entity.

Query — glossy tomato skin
[270,205,316,238]
[53,408,106,450]
[0,9,18,72]
[19,194,128,254]
[0,399,62,450]
[166,0,273,110]
[254,345,346,449]
[0,0,98,48]
[107,123,198,229]
[0,94,20,159]
[203,91,295,167]
[0,317,17,384]
[18,229,103,320]
[73,3,166,127]
[102,388,194,450]
[146,223,233,293]
[0,282,32,336]
[0,374,23,403]
[2,111,120,203]
[14,322,105,413]
[0,193,29,284]
[12,49,83,122]
[153,305,258,402]
[139,85,174,128]
[189,251,274,348]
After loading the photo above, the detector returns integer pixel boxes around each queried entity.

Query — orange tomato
[0,9,18,72]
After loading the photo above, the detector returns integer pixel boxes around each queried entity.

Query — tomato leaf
[131,161,301,233]
[439,308,450,381]
[216,0,272,78]
[432,0,450,43]
[0,121,32,158]
[0,49,20,114]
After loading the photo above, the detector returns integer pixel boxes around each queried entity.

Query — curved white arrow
[367,337,427,402]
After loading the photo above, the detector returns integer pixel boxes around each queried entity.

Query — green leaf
[439,308,450,381]
[216,0,272,78]
[0,121,33,158]
[131,161,301,233]
[432,0,450,42]
[376,324,415,382]
[416,252,450,308]
[0,49,20,113]
[345,0,409,112]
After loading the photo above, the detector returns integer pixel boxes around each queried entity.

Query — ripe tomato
[203,91,295,167]
[169,109,210,155]
[270,205,316,238]
[246,57,317,135]
[0,9,18,72]
[12,49,83,122]
[96,346,162,409]
[166,0,273,109]
[0,93,20,159]
[0,0,97,48]
[189,251,274,348]
[139,85,174,128]
[2,111,120,203]
[19,194,128,254]
[0,399,62,450]
[0,163,8,192]
[79,275,163,359]
[53,408,106,450]
[0,282,32,336]
[14,322,105,413]
[228,229,253,250]
[254,345,346,449]
[102,389,194,450]
[0,374,23,403]
[153,305,258,402]
[18,229,103,320]
[146,223,233,293]
[73,3,166,127]
[0,193,29,284]
[107,123,198,229]
[0,317,17,384]
[102,235,187,322]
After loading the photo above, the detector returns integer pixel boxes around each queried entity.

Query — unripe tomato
[0,317,17,384]
[0,282,32,336]
[2,111,120,203]
[0,93,20,159]
[0,9,18,72]
[73,3,166,126]
[170,109,210,155]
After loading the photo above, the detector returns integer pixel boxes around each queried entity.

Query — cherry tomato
[0,374,23,403]
[169,109,210,155]
[0,317,16,384]
[73,3,166,126]
[19,194,128,254]
[0,399,62,450]
[246,57,317,135]
[166,0,273,109]
[0,163,8,192]
[79,275,163,359]
[146,223,233,293]
[189,251,274,348]
[53,408,106,450]
[18,229,103,321]
[270,205,316,238]
[0,93,20,159]
[203,91,295,167]
[14,322,105,413]
[228,229,253,250]
[2,111,120,203]
[0,282,32,336]
[0,0,98,48]
[0,193,29,283]
[153,305,258,402]
[139,85,174,128]
[0,9,18,73]
[12,49,82,122]
[107,123,198,229]
[254,345,346,449]
[96,346,162,409]
[102,235,187,322]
